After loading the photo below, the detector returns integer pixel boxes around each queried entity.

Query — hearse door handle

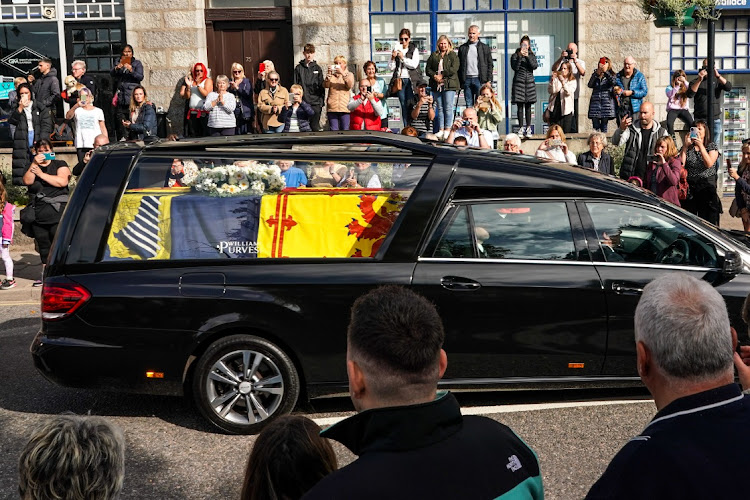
[440,276,482,291]
[612,282,643,295]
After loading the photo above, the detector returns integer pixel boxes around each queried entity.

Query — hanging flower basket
[640,0,720,28]
[654,5,696,27]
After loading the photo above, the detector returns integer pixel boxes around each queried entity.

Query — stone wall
[291,0,369,78]
[124,0,208,135]
[576,0,672,133]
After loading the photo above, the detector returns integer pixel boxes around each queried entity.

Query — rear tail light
[42,283,92,321]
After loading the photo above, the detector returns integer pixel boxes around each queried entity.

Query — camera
[700,66,708,72]
[462,120,471,127]
[562,50,570,61]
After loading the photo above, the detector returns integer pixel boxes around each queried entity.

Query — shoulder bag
[388,58,403,98]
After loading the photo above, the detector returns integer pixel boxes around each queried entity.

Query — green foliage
[0,164,29,206]
[639,0,720,27]
[607,144,625,177]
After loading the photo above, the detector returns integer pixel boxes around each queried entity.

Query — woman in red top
[645,136,683,206]
[348,79,385,130]
[180,62,214,137]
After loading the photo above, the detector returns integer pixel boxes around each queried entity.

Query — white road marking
[311,398,653,427]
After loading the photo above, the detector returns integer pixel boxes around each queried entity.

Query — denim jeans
[713,118,722,145]
[433,90,456,131]
[591,118,611,133]
[463,77,481,108]
[396,78,414,126]
[264,124,285,133]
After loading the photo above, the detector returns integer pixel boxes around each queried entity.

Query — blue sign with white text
[0,82,13,100]
[717,0,748,9]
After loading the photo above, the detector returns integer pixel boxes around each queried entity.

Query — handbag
[730,198,741,218]
[388,59,403,97]
[19,202,35,237]
[543,93,557,124]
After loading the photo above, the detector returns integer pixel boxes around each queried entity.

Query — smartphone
[366,86,372,93]
[689,127,699,140]
[120,55,132,66]
[43,152,56,161]
[647,155,657,163]
[548,139,563,148]
[259,62,266,73]
[425,86,432,94]
[332,64,340,71]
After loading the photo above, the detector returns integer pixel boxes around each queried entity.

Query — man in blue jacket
[303,286,543,500]
[587,273,750,499]
[614,57,648,122]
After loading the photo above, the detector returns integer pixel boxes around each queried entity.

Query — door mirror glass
[723,251,742,275]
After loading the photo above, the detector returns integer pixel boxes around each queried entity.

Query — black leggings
[516,103,533,128]
[666,109,694,136]
[682,185,721,226]
[32,222,59,265]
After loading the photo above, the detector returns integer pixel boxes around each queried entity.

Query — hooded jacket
[613,119,668,181]
[8,104,41,186]
[294,59,325,108]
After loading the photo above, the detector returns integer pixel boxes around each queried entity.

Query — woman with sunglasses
[258,71,290,133]
[389,28,422,126]
[180,62,214,137]
[110,45,144,140]
[228,63,254,135]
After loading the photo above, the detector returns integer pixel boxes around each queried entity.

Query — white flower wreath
[187,160,286,197]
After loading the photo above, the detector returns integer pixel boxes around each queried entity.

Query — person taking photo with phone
[644,136,683,206]
[8,83,41,186]
[666,70,693,140]
[510,35,538,138]
[349,79,386,131]
[426,35,459,138]
[536,124,576,164]
[65,87,107,163]
[547,61,577,133]
[552,42,585,132]
[588,56,617,133]
[408,82,435,135]
[22,139,70,286]
[110,45,144,140]
[680,120,721,224]
[281,84,314,132]
[613,101,668,187]
[324,56,355,131]
[687,59,732,145]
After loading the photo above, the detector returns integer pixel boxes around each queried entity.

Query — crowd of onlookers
[13,278,750,499]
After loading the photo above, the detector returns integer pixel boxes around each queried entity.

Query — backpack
[678,166,689,201]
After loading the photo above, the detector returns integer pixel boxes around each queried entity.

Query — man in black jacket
[612,101,667,185]
[457,25,493,108]
[303,286,543,500]
[294,44,325,132]
[687,59,732,146]
[587,273,750,499]
[28,57,60,140]
[68,60,97,105]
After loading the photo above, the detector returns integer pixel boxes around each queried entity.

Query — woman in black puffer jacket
[510,35,538,139]
[7,83,41,186]
[587,56,617,133]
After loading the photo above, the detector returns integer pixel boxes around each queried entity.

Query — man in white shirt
[553,42,586,133]
[446,108,492,149]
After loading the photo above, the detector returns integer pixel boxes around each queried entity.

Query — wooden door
[207,19,294,88]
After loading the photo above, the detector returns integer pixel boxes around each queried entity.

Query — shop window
[671,19,750,74]
[62,0,124,20]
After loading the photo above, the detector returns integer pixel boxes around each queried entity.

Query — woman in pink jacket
[645,136,683,207]
[0,174,14,289]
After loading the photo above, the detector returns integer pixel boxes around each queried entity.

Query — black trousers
[666,109,694,137]
[682,185,721,226]
[32,221,59,265]
[115,106,130,140]
[309,104,323,132]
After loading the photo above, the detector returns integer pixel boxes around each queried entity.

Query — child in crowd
[0,174,15,290]
[241,415,337,500]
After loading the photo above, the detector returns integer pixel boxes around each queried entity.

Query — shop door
[207,21,293,88]
[64,23,126,139]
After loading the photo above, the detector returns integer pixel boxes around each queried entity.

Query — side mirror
[723,251,743,276]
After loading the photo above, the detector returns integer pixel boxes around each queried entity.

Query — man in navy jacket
[587,273,750,499]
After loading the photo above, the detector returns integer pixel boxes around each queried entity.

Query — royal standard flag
[257,189,407,258]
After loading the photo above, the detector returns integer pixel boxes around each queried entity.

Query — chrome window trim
[418,257,595,266]
[592,262,716,272]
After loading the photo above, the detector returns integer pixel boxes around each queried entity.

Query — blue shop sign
[0,81,13,100]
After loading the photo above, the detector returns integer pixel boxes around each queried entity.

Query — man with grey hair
[71,59,97,96]
[18,414,125,500]
[587,273,750,499]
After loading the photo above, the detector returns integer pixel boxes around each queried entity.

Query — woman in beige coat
[323,55,354,130]
[257,71,289,133]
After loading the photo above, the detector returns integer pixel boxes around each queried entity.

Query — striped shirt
[203,92,237,129]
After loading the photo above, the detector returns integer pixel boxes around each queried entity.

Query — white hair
[588,132,607,148]
[635,273,733,382]
[72,60,86,70]
[504,133,522,147]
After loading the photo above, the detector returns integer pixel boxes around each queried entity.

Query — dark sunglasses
[233,70,242,73]
[195,69,204,73]
[400,37,409,41]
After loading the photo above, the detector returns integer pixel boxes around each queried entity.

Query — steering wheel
[656,239,690,265]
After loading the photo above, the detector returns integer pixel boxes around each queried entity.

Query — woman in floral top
[679,120,720,225]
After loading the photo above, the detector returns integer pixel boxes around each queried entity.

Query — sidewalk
[2,221,42,305]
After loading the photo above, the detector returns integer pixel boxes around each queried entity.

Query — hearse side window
[433,201,576,261]
[585,202,718,267]
[102,157,427,261]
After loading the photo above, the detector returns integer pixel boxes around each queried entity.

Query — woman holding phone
[728,142,750,231]
[425,35,459,138]
[644,136,683,206]
[8,83,41,186]
[587,57,617,133]
[22,139,70,286]
[65,87,107,162]
[510,35,538,138]
[680,120,721,224]
[363,61,389,129]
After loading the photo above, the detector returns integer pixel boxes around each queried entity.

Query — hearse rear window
[102,156,427,261]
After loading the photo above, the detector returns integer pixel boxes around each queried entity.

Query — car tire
[192,334,300,434]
